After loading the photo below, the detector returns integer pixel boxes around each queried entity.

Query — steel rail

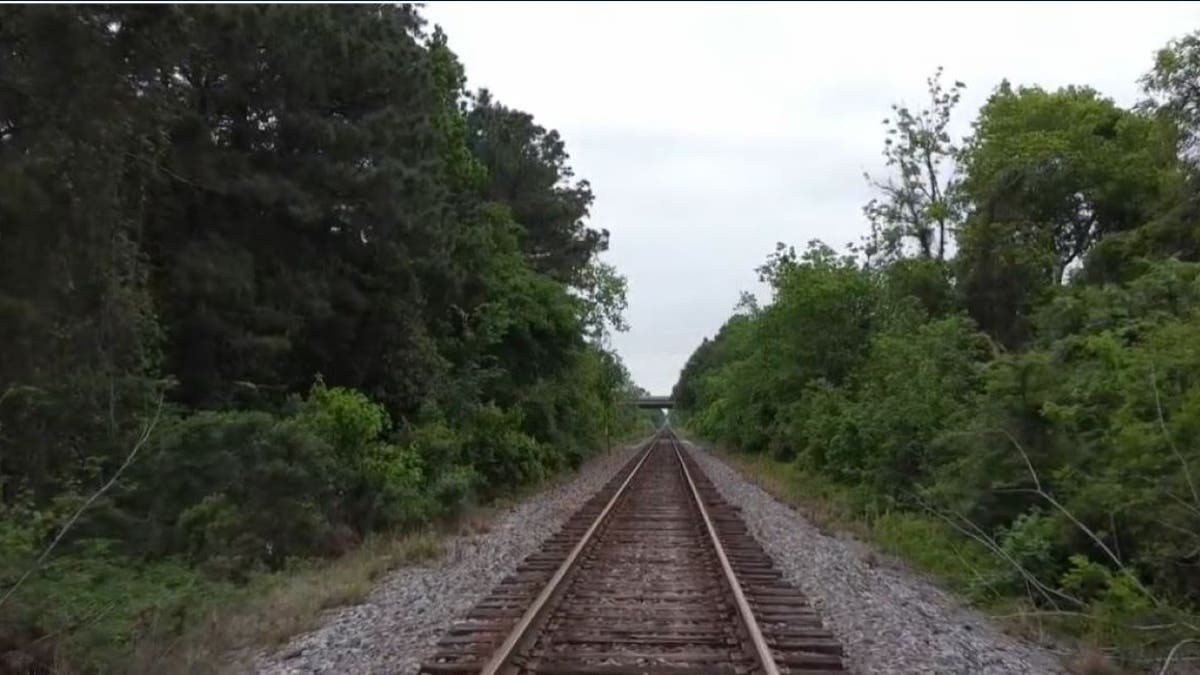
[671,433,782,675]
[477,430,662,675]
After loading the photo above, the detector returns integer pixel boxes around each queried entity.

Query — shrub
[428,465,481,517]
[294,382,429,532]
[464,404,550,494]
[136,410,336,573]
[996,509,1066,595]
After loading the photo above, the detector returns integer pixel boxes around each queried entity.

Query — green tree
[466,90,607,285]
[1,7,650,668]
[864,68,965,263]
[677,35,1200,660]
[1142,30,1200,160]
[0,6,167,506]
[960,83,1174,284]
[956,83,1177,346]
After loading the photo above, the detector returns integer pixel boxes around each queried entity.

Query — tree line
[0,5,653,670]
[674,34,1200,662]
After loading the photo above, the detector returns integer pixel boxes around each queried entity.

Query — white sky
[424,1,1199,394]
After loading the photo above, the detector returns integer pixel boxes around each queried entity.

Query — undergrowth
[710,448,1200,674]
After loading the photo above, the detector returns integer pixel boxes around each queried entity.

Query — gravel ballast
[253,436,1066,674]
[252,443,643,675]
[683,440,1066,675]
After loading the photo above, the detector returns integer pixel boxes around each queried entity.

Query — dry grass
[711,448,870,540]
[128,532,442,674]
[1068,647,1128,675]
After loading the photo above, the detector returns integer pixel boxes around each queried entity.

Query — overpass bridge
[630,396,674,410]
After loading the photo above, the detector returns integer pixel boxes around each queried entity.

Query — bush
[464,404,551,494]
[677,243,1200,659]
[996,509,1066,594]
[129,383,454,577]
[428,465,480,517]
[135,410,336,574]
[294,382,428,532]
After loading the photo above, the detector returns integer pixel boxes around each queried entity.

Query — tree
[1142,30,1200,160]
[864,67,965,263]
[1091,30,1200,277]
[955,83,1177,347]
[960,83,1173,284]
[0,6,168,504]
[575,261,629,344]
[676,32,1200,663]
[466,90,608,285]
[1,9,653,669]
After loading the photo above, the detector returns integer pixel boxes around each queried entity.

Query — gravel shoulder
[251,436,1066,675]
[683,440,1067,675]
[250,443,643,675]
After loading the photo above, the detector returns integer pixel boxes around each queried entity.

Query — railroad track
[420,429,847,674]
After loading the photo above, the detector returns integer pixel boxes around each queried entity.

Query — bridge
[630,395,674,409]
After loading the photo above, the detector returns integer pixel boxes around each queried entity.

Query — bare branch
[1166,492,1200,520]
[987,611,1192,633]
[0,397,164,610]
[1151,372,1200,509]
[1110,512,1122,563]
[995,429,1159,605]
[996,486,1148,598]
[909,491,1082,608]
[1001,428,1041,492]
[1159,639,1200,675]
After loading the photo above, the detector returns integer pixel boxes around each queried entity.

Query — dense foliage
[0,6,653,671]
[675,33,1200,660]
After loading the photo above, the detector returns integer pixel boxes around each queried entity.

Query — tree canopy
[675,35,1200,663]
[0,6,654,670]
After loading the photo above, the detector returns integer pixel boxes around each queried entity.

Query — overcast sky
[424,1,1198,394]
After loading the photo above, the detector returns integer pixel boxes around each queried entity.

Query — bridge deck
[631,396,674,409]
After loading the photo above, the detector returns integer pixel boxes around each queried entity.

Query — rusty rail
[420,428,847,674]
[671,434,781,675]
[476,432,660,675]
